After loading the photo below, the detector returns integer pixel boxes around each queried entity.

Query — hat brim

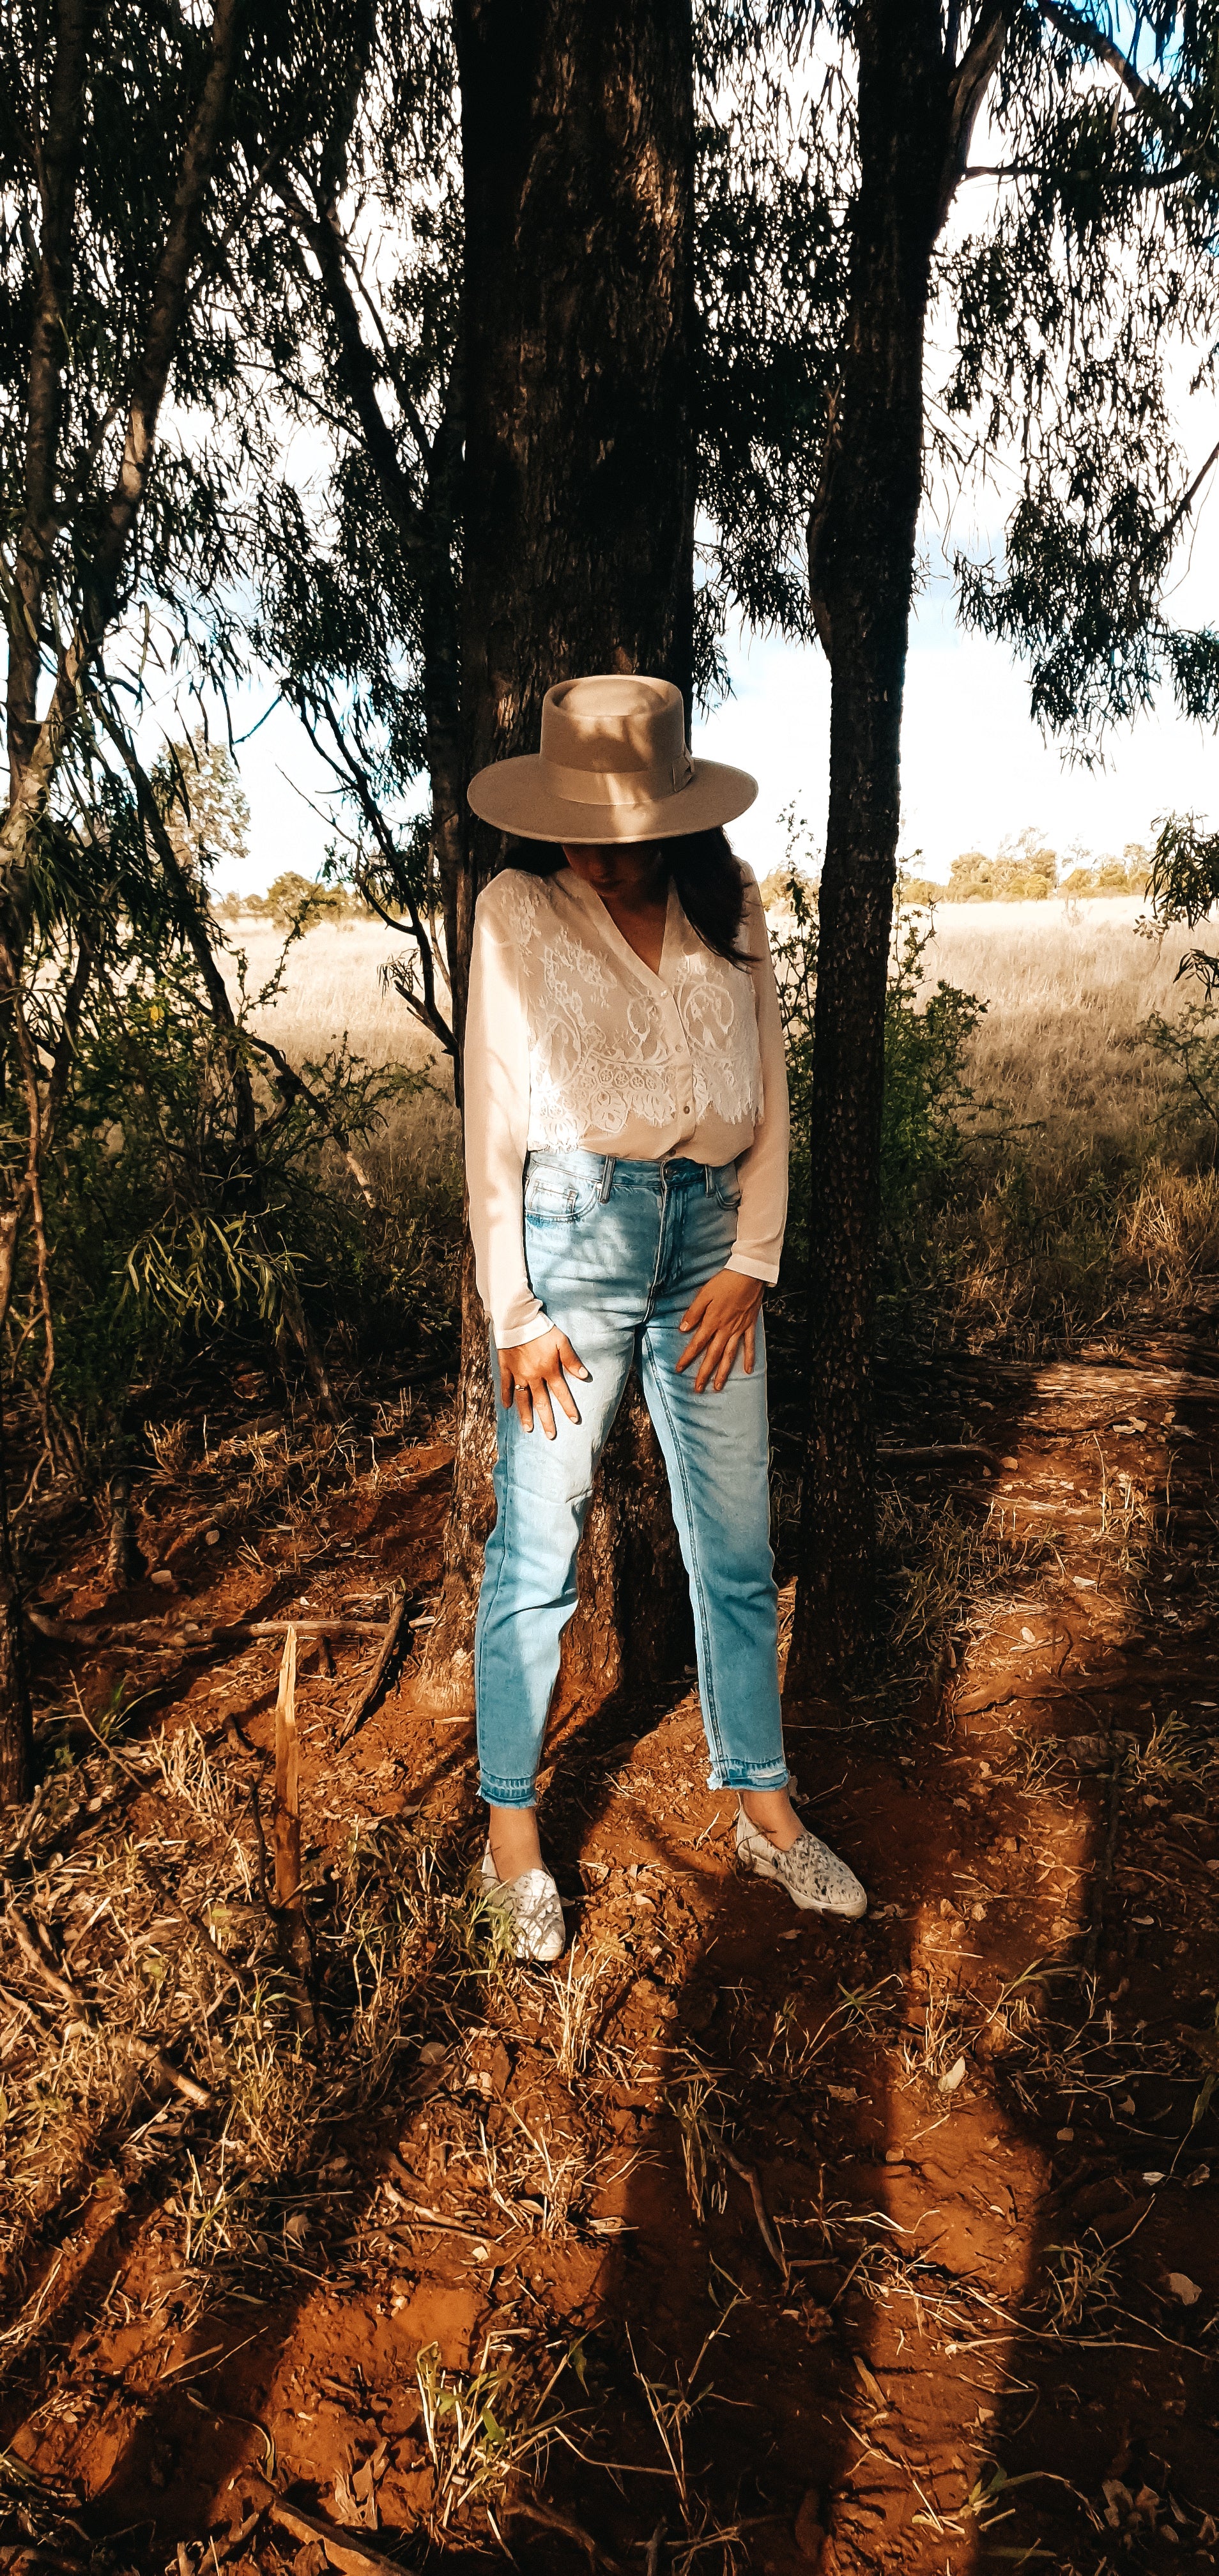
[466,755,758,843]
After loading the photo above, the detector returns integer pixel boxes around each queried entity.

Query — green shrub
[8,913,459,1463]
[769,859,986,1304]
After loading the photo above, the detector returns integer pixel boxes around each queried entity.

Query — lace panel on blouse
[495,872,763,1148]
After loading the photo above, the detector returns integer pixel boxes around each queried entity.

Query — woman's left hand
[676,1269,764,1392]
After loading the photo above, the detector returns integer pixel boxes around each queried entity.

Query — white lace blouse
[464,863,789,1346]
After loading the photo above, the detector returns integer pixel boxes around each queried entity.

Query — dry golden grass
[222,917,447,1070]
[231,897,1190,1151]
[905,897,1219,1346]
[922,896,1183,1151]
[225,898,1219,1338]
[220,917,459,1193]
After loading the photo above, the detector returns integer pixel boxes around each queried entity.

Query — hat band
[540,750,694,809]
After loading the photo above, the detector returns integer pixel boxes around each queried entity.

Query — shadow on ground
[2,1337,1218,2575]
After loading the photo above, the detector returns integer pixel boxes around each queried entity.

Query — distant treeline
[215,872,378,928]
[234,845,1152,928]
[902,831,1151,906]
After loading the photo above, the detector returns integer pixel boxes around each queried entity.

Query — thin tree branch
[1037,0,1177,134]
[937,2,1013,231]
[1155,435,1219,559]
[272,174,431,551]
[1,0,242,882]
[7,0,94,798]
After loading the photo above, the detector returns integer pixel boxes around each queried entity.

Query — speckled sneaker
[479,1845,567,1962]
[735,1808,868,1920]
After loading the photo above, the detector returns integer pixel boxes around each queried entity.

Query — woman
[464,673,866,1959]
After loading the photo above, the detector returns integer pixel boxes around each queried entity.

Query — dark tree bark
[787,0,1007,1690]
[0,1390,32,1806]
[420,0,696,1710]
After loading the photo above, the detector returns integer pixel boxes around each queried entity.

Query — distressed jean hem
[707,1759,791,1793]
[479,1774,539,1809]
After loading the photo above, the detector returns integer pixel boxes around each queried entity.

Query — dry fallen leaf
[939,2055,967,2096]
[853,2354,886,2408]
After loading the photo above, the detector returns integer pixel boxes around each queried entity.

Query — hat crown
[540,674,685,780]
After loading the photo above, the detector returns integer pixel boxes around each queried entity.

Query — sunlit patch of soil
[1,1334,1217,2576]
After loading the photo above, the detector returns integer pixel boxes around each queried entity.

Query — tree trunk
[421,0,696,1711]
[786,0,951,1692]
[0,1395,32,1805]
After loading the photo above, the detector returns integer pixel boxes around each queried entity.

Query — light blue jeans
[475,1150,787,1807]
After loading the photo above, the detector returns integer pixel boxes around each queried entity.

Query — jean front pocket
[713,1170,742,1213]
[525,1164,600,1226]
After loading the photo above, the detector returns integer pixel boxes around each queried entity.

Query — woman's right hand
[498,1328,590,1436]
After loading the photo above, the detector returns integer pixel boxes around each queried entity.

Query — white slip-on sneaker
[735,1807,868,1920]
[479,1844,567,1962]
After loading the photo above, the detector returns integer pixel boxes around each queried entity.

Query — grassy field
[231,892,1183,1110]
[924,895,1183,1150]
[223,917,461,1199]
[225,892,1219,1353]
[225,918,446,1070]
[916,897,1219,1347]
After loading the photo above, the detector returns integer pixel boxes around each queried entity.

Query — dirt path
[1,1342,1216,2575]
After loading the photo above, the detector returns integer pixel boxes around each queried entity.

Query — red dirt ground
[1,1333,1217,2575]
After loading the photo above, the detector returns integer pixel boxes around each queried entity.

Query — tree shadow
[4,1346,1218,2573]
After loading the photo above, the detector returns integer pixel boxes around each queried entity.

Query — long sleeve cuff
[491,1298,553,1350]
[726,1249,781,1287]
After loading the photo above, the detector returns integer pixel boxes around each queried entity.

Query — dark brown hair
[509,827,754,966]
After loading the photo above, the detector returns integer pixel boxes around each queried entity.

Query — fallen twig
[707,2134,788,2283]
[877,1441,1006,1472]
[269,1630,316,2042]
[6,1909,210,2108]
[339,1584,413,1743]
[27,1609,387,1648]
[503,2497,625,2573]
[246,2480,404,2576]
[273,1627,302,1912]
[214,2504,268,2563]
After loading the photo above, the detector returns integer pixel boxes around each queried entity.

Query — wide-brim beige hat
[466,673,757,844]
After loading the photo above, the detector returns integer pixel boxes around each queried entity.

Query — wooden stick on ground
[272,1626,316,2038]
[26,1609,387,1648]
[709,2133,789,2283]
[877,1442,1006,1471]
[245,2480,405,2576]
[339,1584,413,1744]
[503,2499,625,2574]
[273,1625,300,1912]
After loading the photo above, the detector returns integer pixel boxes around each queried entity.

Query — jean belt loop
[705,1164,712,1195]
[599,1155,616,1203]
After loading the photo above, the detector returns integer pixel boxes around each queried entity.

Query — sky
[208,16,1219,903]
[218,487,1219,898]
[716,487,1219,885]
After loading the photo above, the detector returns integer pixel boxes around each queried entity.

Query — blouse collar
[560,864,682,991]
